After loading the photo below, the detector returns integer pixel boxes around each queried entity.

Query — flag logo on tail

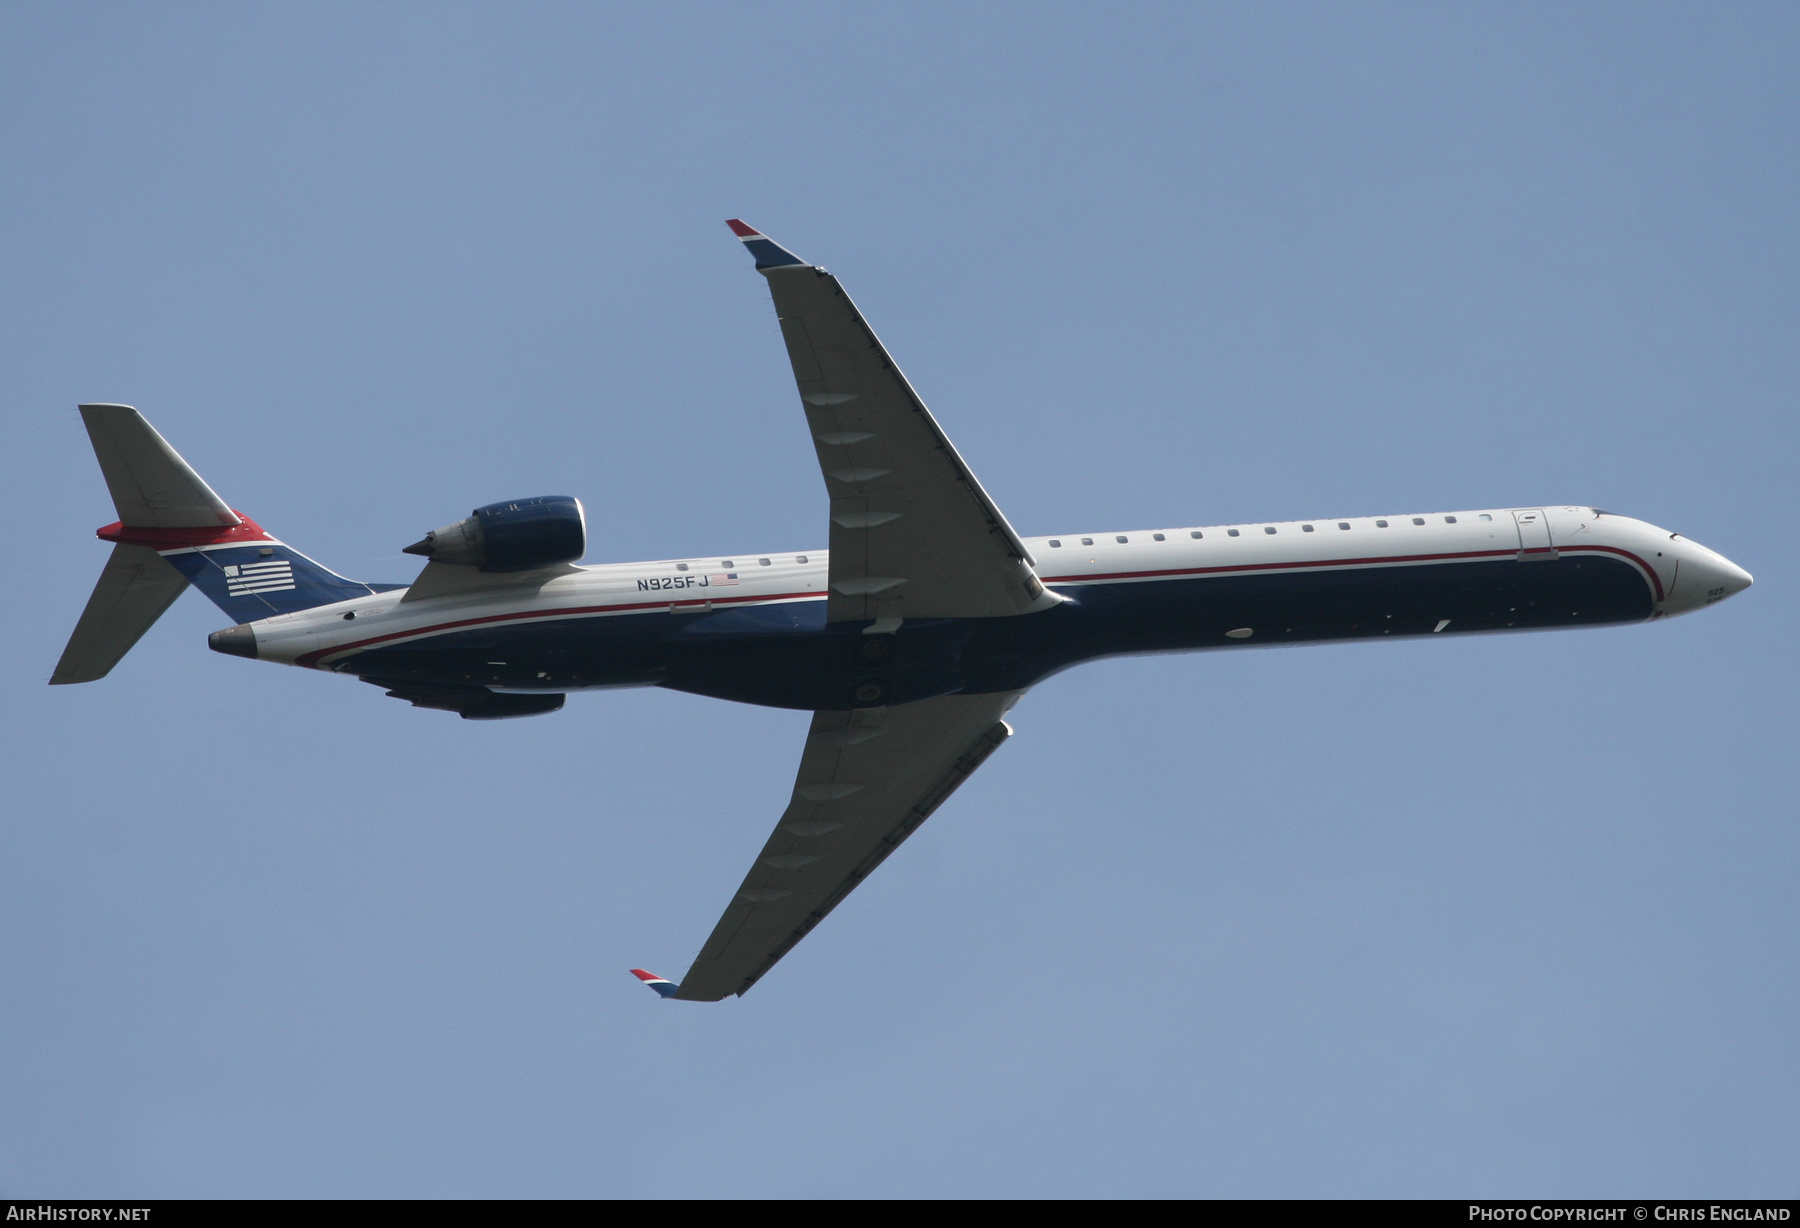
[224,560,295,596]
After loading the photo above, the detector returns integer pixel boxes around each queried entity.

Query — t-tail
[51,404,397,684]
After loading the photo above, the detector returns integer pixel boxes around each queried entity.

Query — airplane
[52,220,1754,1003]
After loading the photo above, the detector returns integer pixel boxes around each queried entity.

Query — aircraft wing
[728,221,1058,624]
[672,689,1023,1001]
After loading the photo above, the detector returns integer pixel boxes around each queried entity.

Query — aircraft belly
[334,557,1654,711]
[1037,553,1656,658]
[346,608,682,695]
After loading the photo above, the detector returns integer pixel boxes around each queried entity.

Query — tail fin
[53,405,392,683]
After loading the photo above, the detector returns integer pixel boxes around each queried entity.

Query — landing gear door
[1513,509,1557,561]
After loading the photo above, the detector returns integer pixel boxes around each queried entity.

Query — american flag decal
[710,573,739,586]
[223,559,296,596]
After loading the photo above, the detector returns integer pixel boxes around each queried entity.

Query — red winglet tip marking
[724,218,759,238]
[629,969,660,982]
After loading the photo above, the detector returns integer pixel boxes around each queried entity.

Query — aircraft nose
[1669,541,1752,614]
[1699,548,1754,598]
[1722,557,1753,594]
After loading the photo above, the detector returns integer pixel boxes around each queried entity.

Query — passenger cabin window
[1412,518,1425,525]
[1445,516,1458,524]
[1153,533,1165,541]
[1227,529,1240,537]
[759,558,771,566]
[1049,539,1062,547]
[796,555,808,563]
[1337,522,1350,530]
[1116,536,1128,544]
[1190,531,1203,539]
[1376,520,1389,528]
[1479,514,1493,522]
[1081,537,1093,546]
[1263,526,1277,535]
[676,563,689,571]
[721,560,734,567]
[1302,524,1315,532]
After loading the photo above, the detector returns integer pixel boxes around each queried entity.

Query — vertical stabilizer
[55,404,394,682]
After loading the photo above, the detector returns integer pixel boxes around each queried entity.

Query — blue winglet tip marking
[630,968,680,999]
[725,218,807,269]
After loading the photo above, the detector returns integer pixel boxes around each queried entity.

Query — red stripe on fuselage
[296,544,1663,670]
[295,589,823,668]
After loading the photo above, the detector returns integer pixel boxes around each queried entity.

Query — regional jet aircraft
[53,221,1754,1001]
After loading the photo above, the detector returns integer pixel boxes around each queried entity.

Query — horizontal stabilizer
[50,543,189,684]
[79,404,238,529]
[629,969,680,999]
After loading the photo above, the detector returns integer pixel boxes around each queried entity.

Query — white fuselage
[243,506,1748,677]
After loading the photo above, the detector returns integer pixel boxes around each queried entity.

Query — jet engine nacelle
[404,495,586,573]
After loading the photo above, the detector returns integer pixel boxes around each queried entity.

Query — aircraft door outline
[1513,509,1557,561]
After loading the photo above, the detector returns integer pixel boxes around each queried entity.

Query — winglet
[629,968,680,999]
[725,219,808,270]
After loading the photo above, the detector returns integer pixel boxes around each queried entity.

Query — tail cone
[208,624,258,659]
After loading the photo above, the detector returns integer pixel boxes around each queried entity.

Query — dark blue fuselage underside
[345,555,1655,711]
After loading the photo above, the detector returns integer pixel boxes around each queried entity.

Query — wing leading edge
[670,690,1024,1001]
[727,220,1060,624]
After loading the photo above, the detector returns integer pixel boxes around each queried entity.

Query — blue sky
[3,2,1795,1197]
